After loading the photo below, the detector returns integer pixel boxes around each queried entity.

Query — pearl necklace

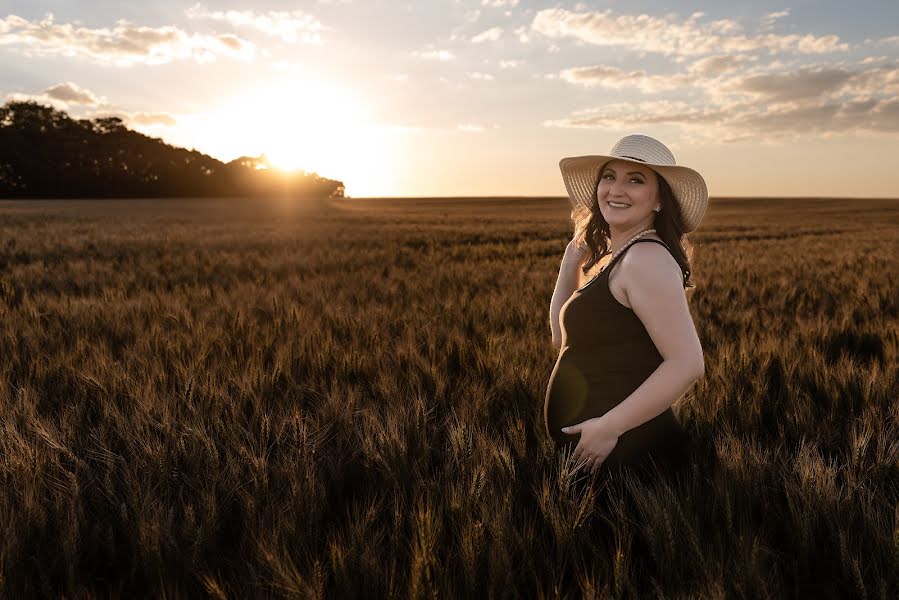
[598,228,657,275]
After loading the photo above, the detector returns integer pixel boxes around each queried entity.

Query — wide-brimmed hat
[560,134,708,233]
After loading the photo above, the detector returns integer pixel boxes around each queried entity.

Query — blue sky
[2,1,898,197]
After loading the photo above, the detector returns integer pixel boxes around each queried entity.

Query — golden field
[0,195,896,598]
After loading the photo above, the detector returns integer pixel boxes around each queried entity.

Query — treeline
[0,100,344,199]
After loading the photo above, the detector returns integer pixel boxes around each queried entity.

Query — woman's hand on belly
[561,417,620,474]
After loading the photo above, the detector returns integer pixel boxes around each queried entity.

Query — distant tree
[0,100,345,199]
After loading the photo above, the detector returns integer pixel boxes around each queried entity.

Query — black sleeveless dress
[544,238,691,476]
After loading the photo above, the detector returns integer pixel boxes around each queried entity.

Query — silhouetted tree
[0,100,345,199]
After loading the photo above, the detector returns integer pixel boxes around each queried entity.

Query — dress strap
[604,238,669,271]
[603,238,686,287]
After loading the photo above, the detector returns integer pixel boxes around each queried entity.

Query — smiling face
[596,159,661,233]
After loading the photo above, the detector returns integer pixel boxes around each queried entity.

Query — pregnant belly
[544,351,676,457]
[544,356,631,442]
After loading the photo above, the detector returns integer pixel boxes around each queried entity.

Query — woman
[544,133,708,477]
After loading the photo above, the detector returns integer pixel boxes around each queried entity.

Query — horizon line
[344,195,899,201]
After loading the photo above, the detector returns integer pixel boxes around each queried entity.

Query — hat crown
[609,134,676,167]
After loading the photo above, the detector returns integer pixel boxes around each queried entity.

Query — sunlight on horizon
[169,75,399,196]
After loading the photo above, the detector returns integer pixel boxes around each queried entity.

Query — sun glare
[196,75,396,196]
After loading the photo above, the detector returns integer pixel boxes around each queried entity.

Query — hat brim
[560,155,708,233]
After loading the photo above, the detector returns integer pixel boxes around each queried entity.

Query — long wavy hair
[572,161,696,289]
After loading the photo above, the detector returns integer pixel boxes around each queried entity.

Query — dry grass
[0,195,896,598]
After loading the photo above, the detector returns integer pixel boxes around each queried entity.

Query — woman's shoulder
[618,240,683,287]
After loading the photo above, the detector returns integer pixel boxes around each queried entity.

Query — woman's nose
[610,178,627,196]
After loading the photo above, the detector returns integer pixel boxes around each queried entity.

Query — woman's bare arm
[549,240,587,349]
[598,243,705,436]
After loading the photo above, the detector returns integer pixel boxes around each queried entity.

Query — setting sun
[184,74,398,196]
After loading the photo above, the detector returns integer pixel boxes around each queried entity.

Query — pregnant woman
[544,133,708,477]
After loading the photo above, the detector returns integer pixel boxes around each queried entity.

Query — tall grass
[0,195,896,598]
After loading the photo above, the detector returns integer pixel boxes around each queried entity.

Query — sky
[1,1,898,198]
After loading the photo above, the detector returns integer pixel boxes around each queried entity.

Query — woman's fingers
[573,450,593,470]
[572,451,604,474]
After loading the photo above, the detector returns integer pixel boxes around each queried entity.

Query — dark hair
[572,161,696,289]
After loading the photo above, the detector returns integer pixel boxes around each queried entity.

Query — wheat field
[0,195,896,598]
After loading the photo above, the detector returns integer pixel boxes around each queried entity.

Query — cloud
[498,59,524,69]
[559,65,693,92]
[457,122,500,132]
[185,2,329,44]
[481,0,519,6]
[471,27,502,43]
[554,54,755,92]
[687,54,757,77]
[530,8,848,57]
[543,99,715,129]
[43,81,103,105]
[468,71,495,80]
[543,60,899,140]
[3,81,107,111]
[702,62,899,107]
[554,55,897,107]
[0,12,255,66]
[411,48,455,61]
[3,84,178,127]
[722,65,857,102]
[760,9,790,31]
[3,91,71,112]
[513,25,531,43]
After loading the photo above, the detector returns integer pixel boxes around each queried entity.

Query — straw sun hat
[559,134,708,233]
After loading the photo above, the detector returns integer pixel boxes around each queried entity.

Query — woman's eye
[602,173,643,183]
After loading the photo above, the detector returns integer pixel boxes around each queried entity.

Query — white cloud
[3,85,178,128]
[543,61,899,140]
[559,65,692,92]
[3,91,70,112]
[43,81,104,105]
[411,48,455,61]
[531,8,848,57]
[721,65,857,103]
[760,9,790,31]
[0,12,256,66]
[513,25,530,44]
[481,0,519,6]
[185,2,329,44]
[471,27,503,43]
[468,71,495,80]
[498,59,524,69]
[687,54,757,77]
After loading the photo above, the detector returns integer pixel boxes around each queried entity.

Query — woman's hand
[564,236,589,268]
[561,417,620,474]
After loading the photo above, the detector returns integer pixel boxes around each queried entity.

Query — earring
[654,207,661,213]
